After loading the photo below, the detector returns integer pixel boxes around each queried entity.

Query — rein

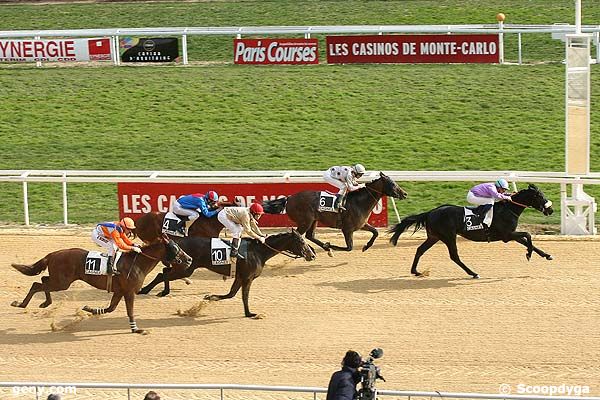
[263,241,304,259]
[508,198,529,209]
[365,185,384,202]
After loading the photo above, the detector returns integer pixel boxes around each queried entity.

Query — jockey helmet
[120,217,136,230]
[205,190,219,203]
[495,178,509,190]
[250,202,264,215]
[352,164,366,176]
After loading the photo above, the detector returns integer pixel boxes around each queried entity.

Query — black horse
[139,230,316,317]
[389,184,554,278]
[262,172,407,254]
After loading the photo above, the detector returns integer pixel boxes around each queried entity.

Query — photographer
[326,350,362,400]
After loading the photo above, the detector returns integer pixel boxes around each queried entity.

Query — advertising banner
[234,38,319,65]
[326,34,499,64]
[118,182,387,227]
[120,37,179,62]
[0,38,111,62]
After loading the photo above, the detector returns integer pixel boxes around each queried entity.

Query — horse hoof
[183,278,192,285]
[361,246,368,252]
[327,249,334,257]
[10,301,21,308]
[546,255,553,260]
[39,301,51,308]
[472,274,480,279]
[133,329,149,335]
[157,291,169,297]
[82,306,92,313]
[204,295,218,301]
[526,254,532,261]
[246,313,257,318]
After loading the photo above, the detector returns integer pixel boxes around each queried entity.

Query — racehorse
[388,184,554,278]
[134,212,224,244]
[11,236,192,334]
[262,172,407,254]
[139,230,316,317]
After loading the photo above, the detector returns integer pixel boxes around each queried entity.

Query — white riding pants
[323,172,347,195]
[217,210,243,239]
[467,191,495,226]
[91,228,118,258]
[173,201,200,222]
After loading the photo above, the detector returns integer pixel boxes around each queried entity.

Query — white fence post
[21,172,30,226]
[62,172,68,225]
[182,29,189,65]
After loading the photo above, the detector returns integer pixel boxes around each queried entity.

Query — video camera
[356,348,385,400]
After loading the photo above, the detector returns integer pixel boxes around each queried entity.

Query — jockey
[323,164,366,211]
[172,191,220,235]
[91,217,141,276]
[217,203,266,263]
[467,178,513,231]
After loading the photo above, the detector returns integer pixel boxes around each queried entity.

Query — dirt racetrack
[0,227,598,399]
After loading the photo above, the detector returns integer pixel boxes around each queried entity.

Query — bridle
[263,239,311,259]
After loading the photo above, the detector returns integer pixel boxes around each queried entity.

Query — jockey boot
[335,194,347,212]
[230,237,240,261]
[107,255,119,276]
[175,220,186,236]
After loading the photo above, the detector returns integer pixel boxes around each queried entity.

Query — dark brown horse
[11,236,192,334]
[262,172,407,254]
[139,230,316,317]
[134,212,224,244]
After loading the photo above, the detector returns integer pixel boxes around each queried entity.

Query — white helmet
[352,164,366,175]
[495,178,509,190]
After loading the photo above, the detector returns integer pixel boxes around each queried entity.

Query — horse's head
[367,172,407,199]
[266,229,316,261]
[513,184,554,216]
[161,234,192,268]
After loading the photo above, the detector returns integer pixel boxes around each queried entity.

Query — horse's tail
[12,257,49,276]
[262,197,288,214]
[388,212,430,246]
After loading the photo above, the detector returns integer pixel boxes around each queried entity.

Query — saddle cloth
[162,211,185,237]
[318,191,337,213]
[463,208,485,231]
[85,251,109,275]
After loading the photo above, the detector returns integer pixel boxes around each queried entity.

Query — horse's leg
[124,291,145,334]
[205,276,242,301]
[13,274,72,308]
[509,232,552,260]
[442,237,480,278]
[361,223,378,252]
[138,271,165,295]
[327,229,354,252]
[39,276,53,308]
[82,291,123,315]
[11,281,45,308]
[410,237,438,276]
[241,278,256,318]
[158,265,195,297]
[305,220,333,255]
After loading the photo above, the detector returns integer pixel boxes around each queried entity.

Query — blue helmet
[495,178,509,190]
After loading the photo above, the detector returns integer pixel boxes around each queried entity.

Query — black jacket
[326,366,360,400]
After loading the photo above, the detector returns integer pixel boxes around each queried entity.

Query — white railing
[0,170,598,232]
[0,23,599,65]
[1,382,598,400]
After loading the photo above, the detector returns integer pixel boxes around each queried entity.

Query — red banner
[326,34,499,64]
[118,182,387,227]
[234,38,319,64]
